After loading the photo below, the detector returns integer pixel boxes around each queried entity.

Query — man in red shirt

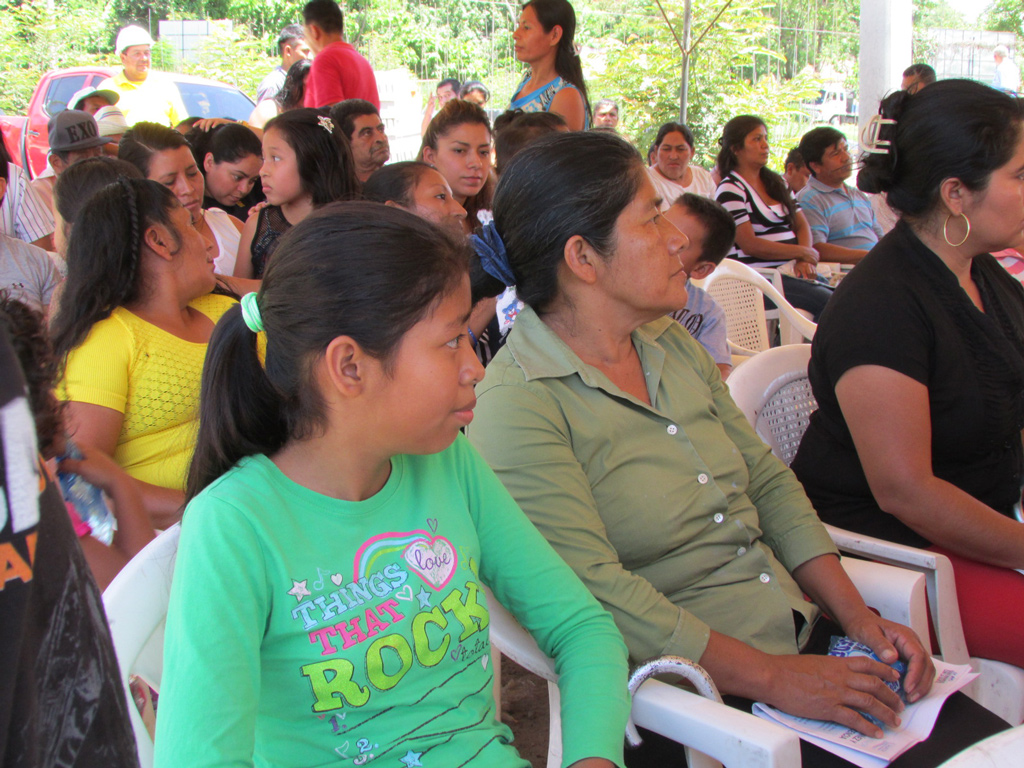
[302,0,380,110]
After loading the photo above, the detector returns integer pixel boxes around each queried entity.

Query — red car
[1,66,255,178]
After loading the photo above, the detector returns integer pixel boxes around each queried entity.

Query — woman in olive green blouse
[467,131,1006,767]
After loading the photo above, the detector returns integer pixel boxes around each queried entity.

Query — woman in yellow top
[52,178,235,527]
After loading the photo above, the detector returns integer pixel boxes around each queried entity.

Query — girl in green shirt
[155,201,630,768]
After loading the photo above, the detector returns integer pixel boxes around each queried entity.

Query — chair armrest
[827,525,969,664]
[631,679,801,768]
[728,339,761,357]
[839,557,930,644]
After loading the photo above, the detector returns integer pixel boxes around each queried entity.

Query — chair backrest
[697,260,817,356]
[102,524,181,768]
[698,262,771,354]
[726,344,815,466]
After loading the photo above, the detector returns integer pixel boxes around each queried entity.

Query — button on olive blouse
[469,305,837,664]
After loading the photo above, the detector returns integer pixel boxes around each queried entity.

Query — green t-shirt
[155,435,629,768]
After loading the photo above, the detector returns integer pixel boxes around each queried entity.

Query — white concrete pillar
[858,0,913,139]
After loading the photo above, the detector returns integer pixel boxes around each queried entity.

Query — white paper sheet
[752,660,977,767]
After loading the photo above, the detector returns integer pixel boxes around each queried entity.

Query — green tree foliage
[591,0,822,166]
[225,0,299,42]
[173,22,277,98]
[982,0,1023,35]
[0,0,111,114]
[911,0,969,62]
[775,0,859,79]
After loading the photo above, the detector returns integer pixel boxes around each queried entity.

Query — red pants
[930,546,1024,668]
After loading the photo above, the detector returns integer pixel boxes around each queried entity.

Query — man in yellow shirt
[99,25,188,128]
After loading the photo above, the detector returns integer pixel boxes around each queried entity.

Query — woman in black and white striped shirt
[715,115,832,319]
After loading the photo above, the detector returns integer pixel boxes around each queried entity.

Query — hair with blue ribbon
[470,221,516,286]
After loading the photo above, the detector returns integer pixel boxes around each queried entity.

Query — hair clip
[859,115,897,155]
[317,115,335,134]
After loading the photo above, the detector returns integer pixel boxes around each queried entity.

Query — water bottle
[57,439,117,546]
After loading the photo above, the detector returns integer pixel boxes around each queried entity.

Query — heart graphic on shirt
[394,585,413,601]
[335,742,350,759]
[427,517,438,532]
[331,573,344,586]
[404,536,457,590]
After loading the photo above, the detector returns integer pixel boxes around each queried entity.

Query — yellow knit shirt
[59,293,236,490]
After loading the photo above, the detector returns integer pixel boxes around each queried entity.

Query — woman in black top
[792,79,1024,668]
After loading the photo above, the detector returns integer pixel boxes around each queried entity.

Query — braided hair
[51,178,180,360]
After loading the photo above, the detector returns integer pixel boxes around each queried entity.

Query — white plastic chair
[726,344,1024,726]
[486,584,801,768]
[937,724,1024,766]
[693,259,817,360]
[102,524,181,768]
[101,520,926,768]
[488,558,928,768]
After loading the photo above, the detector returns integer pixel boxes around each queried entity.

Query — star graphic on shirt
[417,586,432,609]
[287,579,311,602]
[400,751,423,767]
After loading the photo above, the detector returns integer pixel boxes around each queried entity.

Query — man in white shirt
[992,45,1021,94]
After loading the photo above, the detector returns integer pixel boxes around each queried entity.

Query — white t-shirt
[0,232,61,311]
[648,164,717,211]
[1,162,55,244]
[205,207,241,276]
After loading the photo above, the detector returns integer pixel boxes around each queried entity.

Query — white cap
[67,85,120,111]
[94,105,129,138]
[116,25,154,53]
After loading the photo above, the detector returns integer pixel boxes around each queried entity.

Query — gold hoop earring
[943,212,971,248]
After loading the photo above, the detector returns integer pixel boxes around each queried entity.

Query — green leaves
[590,0,826,168]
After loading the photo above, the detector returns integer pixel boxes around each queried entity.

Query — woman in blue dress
[510,0,591,131]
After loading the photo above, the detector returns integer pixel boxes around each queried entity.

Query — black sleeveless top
[250,205,292,279]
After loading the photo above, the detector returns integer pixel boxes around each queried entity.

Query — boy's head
[663,193,736,280]
[493,110,568,176]
[783,146,810,193]
[302,0,343,52]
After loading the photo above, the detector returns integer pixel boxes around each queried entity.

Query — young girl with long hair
[154,201,630,768]
[52,178,235,526]
[119,121,245,277]
[420,100,494,232]
[510,0,591,131]
[362,160,467,234]
[234,107,360,279]
[714,114,833,319]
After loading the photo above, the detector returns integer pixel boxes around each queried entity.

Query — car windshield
[176,81,254,121]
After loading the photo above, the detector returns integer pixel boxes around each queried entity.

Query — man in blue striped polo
[795,126,883,265]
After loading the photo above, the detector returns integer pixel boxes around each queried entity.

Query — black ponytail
[186,304,289,500]
[51,178,179,360]
[856,80,1024,218]
[187,201,472,501]
[525,0,592,125]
